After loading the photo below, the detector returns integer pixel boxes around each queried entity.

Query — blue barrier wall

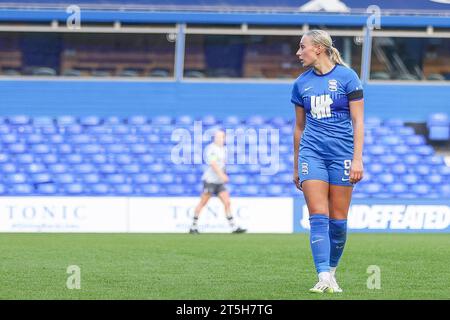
[0,79,449,121]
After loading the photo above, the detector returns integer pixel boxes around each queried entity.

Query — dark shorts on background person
[202,181,227,195]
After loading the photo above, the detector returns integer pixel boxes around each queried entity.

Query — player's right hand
[222,174,229,184]
[293,172,302,191]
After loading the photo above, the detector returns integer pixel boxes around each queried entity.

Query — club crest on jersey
[328,79,338,91]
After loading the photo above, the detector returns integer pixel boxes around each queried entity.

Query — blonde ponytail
[329,46,348,67]
[304,29,348,68]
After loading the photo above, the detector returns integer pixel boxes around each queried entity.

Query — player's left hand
[349,159,363,184]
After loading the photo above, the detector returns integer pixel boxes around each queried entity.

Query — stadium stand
[0,115,449,198]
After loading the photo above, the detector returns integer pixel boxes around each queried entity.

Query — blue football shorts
[299,154,354,188]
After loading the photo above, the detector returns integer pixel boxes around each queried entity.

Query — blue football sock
[329,218,347,268]
[309,214,330,274]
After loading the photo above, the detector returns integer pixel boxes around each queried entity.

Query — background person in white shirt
[189,130,246,234]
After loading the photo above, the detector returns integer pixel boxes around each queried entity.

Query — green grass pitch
[0,233,448,300]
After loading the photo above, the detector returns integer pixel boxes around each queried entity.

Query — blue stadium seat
[121,134,139,144]
[384,118,404,127]
[152,116,172,126]
[58,144,73,154]
[232,175,248,185]
[378,173,395,184]
[140,184,162,195]
[97,134,115,144]
[91,154,107,164]
[106,174,127,184]
[367,145,385,156]
[201,115,217,126]
[26,134,44,144]
[82,173,101,184]
[147,164,165,174]
[2,133,18,144]
[104,116,122,125]
[49,134,64,144]
[107,144,128,154]
[12,184,33,195]
[182,174,197,184]
[175,115,193,126]
[37,183,57,195]
[438,184,450,197]
[55,173,76,184]
[426,155,444,166]
[91,184,110,195]
[1,163,16,174]
[41,154,58,164]
[122,164,140,174]
[79,116,101,126]
[415,164,431,175]
[33,116,54,127]
[7,173,27,184]
[381,136,401,146]
[57,116,77,126]
[16,154,34,164]
[31,173,52,184]
[167,185,185,196]
[411,184,430,196]
[266,185,284,196]
[246,115,265,126]
[427,113,449,141]
[391,163,407,175]
[426,174,443,185]
[0,153,8,163]
[241,185,260,196]
[388,183,408,195]
[368,163,384,174]
[363,183,383,195]
[26,163,46,173]
[223,115,241,126]
[71,134,92,144]
[380,154,397,165]
[404,154,420,165]
[115,184,134,195]
[112,125,130,135]
[128,115,148,126]
[48,164,68,174]
[393,144,410,155]
[73,164,96,174]
[365,117,382,129]
[394,126,415,136]
[8,115,30,125]
[157,173,175,184]
[415,145,434,156]
[32,144,51,154]
[402,174,419,185]
[66,154,84,164]
[99,164,117,174]
[132,173,152,184]
[405,135,425,146]
[115,154,133,165]
[65,183,84,195]
[138,154,155,164]
[66,124,83,134]
[9,143,27,154]
[79,144,101,154]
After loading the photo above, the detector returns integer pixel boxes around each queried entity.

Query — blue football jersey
[291,64,363,160]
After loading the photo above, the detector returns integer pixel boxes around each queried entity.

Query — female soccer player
[189,130,247,234]
[291,30,364,293]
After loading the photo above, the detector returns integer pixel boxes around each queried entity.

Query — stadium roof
[1,0,450,15]
[0,1,449,27]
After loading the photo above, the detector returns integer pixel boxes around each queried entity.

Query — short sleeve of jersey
[291,81,304,107]
[345,69,364,101]
[205,145,218,164]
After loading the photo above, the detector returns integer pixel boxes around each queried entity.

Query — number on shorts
[344,160,351,176]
